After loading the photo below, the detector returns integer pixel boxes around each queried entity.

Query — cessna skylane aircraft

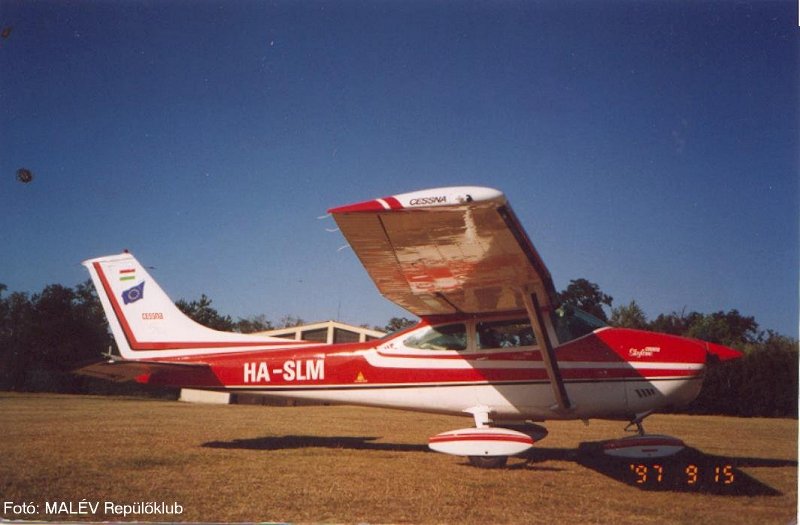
[78,186,740,467]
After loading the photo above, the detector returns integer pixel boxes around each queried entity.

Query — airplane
[77,186,741,468]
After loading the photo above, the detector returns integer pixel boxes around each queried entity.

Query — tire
[468,455,508,469]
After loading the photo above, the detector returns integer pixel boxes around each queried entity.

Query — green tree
[0,289,34,390]
[0,283,6,324]
[648,309,760,348]
[383,317,416,334]
[30,284,111,390]
[685,309,760,348]
[0,281,110,392]
[609,300,648,329]
[235,314,273,333]
[648,310,709,337]
[690,331,798,417]
[557,278,613,322]
[277,315,305,328]
[175,294,234,331]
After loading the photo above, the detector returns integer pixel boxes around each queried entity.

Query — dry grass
[0,392,796,524]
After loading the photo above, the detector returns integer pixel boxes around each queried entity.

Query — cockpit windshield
[403,323,468,351]
[553,305,607,343]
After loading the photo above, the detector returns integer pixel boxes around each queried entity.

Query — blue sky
[1,1,797,336]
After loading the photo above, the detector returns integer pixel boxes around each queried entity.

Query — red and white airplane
[79,186,740,467]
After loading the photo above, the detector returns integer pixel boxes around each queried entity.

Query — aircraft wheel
[468,455,508,469]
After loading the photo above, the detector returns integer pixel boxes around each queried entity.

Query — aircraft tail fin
[83,252,305,360]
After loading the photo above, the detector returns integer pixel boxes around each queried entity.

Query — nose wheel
[625,420,646,436]
[606,411,686,458]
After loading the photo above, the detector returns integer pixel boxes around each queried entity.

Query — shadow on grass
[203,434,793,496]
[203,435,428,453]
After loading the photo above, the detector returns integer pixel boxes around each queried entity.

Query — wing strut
[521,292,573,412]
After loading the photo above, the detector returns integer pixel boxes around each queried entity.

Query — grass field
[0,392,796,524]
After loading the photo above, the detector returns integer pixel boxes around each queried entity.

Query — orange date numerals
[630,464,648,484]
[629,463,736,486]
[685,464,699,484]
[714,465,735,485]
[629,464,663,484]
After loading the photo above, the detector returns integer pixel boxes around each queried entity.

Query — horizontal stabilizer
[74,358,220,386]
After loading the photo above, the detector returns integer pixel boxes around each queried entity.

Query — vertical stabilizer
[83,252,307,360]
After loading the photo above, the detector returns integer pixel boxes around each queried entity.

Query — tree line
[0,278,795,417]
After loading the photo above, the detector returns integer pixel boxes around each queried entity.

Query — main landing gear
[428,408,548,468]
[465,422,550,468]
[467,455,509,469]
[428,417,548,469]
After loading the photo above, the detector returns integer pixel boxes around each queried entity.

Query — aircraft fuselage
[138,316,710,422]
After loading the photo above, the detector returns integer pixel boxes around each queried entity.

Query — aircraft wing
[329,186,557,317]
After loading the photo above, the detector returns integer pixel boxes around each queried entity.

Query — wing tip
[328,186,505,214]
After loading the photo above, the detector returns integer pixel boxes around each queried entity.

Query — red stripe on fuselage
[193,344,703,391]
[139,348,703,389]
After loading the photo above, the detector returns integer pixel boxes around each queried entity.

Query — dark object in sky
[16,168,33,183]
[1,27,12,39]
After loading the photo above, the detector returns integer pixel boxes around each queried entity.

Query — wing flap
[330,186,556,316]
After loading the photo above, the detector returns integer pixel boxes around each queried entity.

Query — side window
[476,319,536,349]
[403,323,467,351]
